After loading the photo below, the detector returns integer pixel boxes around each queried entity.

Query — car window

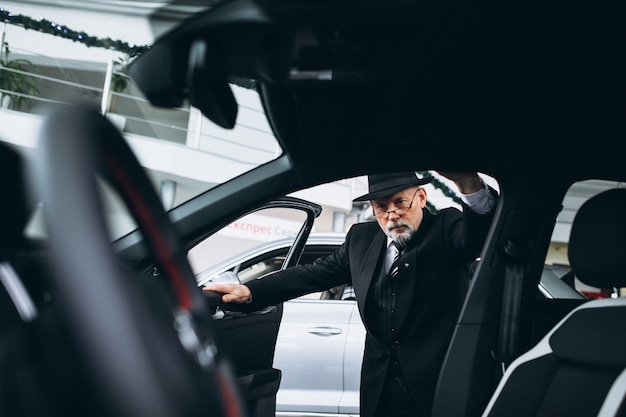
[190,207,309,284]
[544,179,625,300]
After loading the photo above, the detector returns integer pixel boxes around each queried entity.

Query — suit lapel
[354,210,435,329]
[356,230,387,315]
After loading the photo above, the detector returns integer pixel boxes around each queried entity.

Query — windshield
[1,4,282,239]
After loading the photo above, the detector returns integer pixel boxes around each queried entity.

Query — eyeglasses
[372,188,420,218]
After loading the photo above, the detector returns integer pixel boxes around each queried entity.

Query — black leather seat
[482,188,626,417]
[0,143,34,326]
[0,143,74,417]
[0,143,31,250]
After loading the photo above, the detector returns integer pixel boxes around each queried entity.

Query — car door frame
[199,196,323,417]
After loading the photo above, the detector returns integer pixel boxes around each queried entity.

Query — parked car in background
[198,233,360,415]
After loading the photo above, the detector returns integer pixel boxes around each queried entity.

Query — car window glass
[25,177,140,241]
[285,173,498,301]
[5,17,281,239]
[190,207,308,285]
[190,173,499,294]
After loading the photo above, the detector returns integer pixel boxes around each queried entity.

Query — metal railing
[1,34,280,166]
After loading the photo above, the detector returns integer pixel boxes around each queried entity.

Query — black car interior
[1,0,625,416]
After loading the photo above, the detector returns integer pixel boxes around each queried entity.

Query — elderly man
[206,171,497,417]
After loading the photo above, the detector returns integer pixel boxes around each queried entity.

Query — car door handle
[308,326,343,336]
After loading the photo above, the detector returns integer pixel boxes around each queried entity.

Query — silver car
[197,233,360,416]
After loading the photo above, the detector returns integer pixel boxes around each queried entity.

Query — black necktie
[388,241,405,279]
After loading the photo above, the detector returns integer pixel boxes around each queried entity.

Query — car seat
[0,142,87,417]
[0,143,31,250]
[481,188,626,417]
[0,142,35,327]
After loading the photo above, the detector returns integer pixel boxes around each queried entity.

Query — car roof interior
[128,0,625,187]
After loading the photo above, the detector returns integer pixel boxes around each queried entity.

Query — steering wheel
[35,104,245,417]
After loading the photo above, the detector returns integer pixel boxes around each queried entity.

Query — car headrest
[568,188,626,289]
[0,143,30,249]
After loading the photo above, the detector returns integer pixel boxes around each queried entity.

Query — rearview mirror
[186,40,238,129]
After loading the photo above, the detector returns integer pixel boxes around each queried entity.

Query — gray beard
[385,220,415,245]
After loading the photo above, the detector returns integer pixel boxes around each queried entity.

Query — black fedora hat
[353,172,434,202]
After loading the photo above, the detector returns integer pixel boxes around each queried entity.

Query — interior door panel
[213,306,284,417]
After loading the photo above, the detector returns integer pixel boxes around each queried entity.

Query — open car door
[188,197,322,417]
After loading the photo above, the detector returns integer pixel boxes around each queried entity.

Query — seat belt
[492,239,530,374]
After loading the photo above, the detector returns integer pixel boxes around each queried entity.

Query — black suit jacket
[245,202,496,417]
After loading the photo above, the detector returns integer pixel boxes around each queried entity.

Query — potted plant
[111,54,131,94]
[106,54,131,112]
[105,54,131,130]
[0,41,39,111]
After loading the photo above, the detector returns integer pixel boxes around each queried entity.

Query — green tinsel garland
[0,7,149,56]
[0,7,260,89]
[417,171,463,207]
